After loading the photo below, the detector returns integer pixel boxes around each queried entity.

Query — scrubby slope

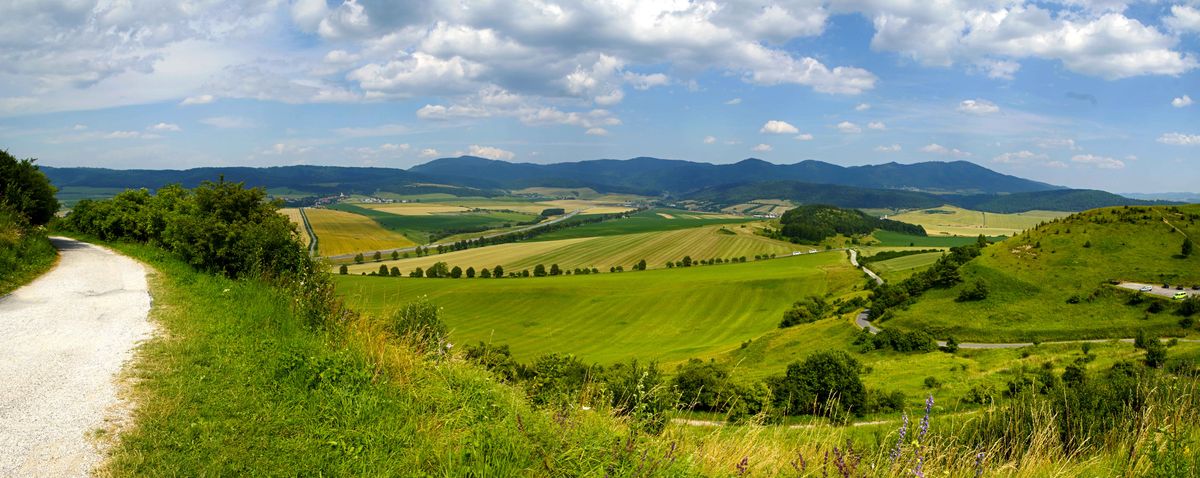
[886,205,1200,342]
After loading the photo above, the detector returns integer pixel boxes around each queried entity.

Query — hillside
[884,205,1200,342]
[775,204,926,243]
[889,205,1070,237]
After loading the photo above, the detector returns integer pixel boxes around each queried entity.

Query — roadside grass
[304,207,417,256]
[342,223,804,275]
[336,252,863,365]
[93,239,695,477]
[0,209,56,295]
[886,205,1200,342]
[329,203,538,244]
[890,205,1069,237]
[532,208,755,241]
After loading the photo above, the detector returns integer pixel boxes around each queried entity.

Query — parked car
[1174,292,1189,300]
[1140,286,1154,292]
[1179,286,1186,291]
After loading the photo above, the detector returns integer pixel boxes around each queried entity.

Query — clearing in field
[336,252,861,365]
[342,223,802,275]
[304,208,417,256]
[889,205,1069,237]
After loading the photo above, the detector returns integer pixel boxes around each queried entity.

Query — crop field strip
[889,205,1069,237]
[328,203,540,244]
[303,208,417,256]
[342,223,804,274]
[279,208,311,248]
[336,252,861,365]
[868,251,945,282]
[531,208,757,241]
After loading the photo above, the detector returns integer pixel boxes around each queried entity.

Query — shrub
[962,384,996,405]
[923,376,942,389]
[0,150,58,225]
[956,280,989,302]
[386,299,447,352]
[778,296,830,328]
[1179,296,1200,317]
[338,264,348,275]
[768,351,866,418]
[672,359,731,412]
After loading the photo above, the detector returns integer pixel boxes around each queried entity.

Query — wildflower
[890,412,908,463]
[445,342,453,349]
[918,395,934,441]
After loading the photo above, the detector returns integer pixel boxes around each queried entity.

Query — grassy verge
[0,212,56,295]
[92,238,691,476]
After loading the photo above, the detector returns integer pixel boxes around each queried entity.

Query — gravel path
[0,237,153,477]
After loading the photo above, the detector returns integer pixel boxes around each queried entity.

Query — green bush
[386,299,447,352]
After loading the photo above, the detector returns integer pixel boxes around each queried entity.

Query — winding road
[0,237,154,477]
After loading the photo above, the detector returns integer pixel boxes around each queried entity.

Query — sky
[0,1,1197,193]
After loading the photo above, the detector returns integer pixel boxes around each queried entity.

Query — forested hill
[410,156,1058,195]
[775,205,926,243]
[686,181,1172,213]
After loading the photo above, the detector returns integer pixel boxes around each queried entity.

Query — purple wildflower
[890,412,909,463]
[736,456,749,475]
[918,395,934,441]
[974,451,985,477]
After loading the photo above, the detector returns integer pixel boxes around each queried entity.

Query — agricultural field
[870,230,1000,247]
[336,252,863,365]
[867,251,944,282]
[533,208,756,240]
[885,205,1200,343]
[722,199,794,216]
[359,203,474,215]
[342,223,806,275]
[303,208,416,256]
[889,205,1069,237]
[328,203,539,244]
[278,208,311,248]
[55,186,126,207]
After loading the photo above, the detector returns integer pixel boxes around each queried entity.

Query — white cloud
[149,123,181,132]
[867,121,886,130]
[1045,161,1068,169]
[180,95,216,106]
[1158,133,1200,146]
[920,143,971,157]
[200,116,255,129]
[725,98,742,105]
[760,120,799,134]
[1164,5,1200,33]
[836,121,862,133]
[1172,95,1193,108]
[72,124,88,131]
[467,145,515,160]
[795,133,814,141]
[752,143,773,152]
[348,52,485,97]
[957,99,1000,115]
[1036,138,1081,150]
[291,0,330,33]
[261,143,314,156]
[585,127,609,136]
[703,135,717,144]
[380,143,409,152]
[104,131,158,140]
[624,72,669,90]
[1071,154,1124,169]
[419,148,440,158]
[855,103,871,111]
[874,144,901,153]
[993,150,1047,164]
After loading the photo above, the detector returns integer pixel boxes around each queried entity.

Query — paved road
[0,237,154,477]
[1116,281,1199,299]
[324,209,584,262]
[848,249,883,285]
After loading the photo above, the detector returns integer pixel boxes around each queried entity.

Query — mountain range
[41,156,1175,213]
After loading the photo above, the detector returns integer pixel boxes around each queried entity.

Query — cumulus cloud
[795,133,814,141]
[261,143,314,156]
[1158,133,1200,146]
[836,121,862,134]
[703,135,717,144]
[1172,95,1193,108]
[875,144,901,153]
[752,143,773,152]
[725,98,742,105]
[105,131,159,140]
[1036,138,1081,150]
[1164,5,1200,33]
[958,99,1000,115]
[1071,154,1124,169]
[921,143,971,157]
[467,145,515,160]
[855,103,871,111]
[149,123,181,132]
[419,148,440,158]
[760,120,799,134]
[585,127,609,136]
[993,150,1048,164]
[180,95,216,106]
[867,121,886,130]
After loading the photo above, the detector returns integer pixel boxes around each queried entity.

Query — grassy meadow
[886,205,1200,342]
[303,207,417,256]
[336,252,863,365]
[342,223,804,274]
[869,251,945,282]
[870,229,1001,247]
[889,205,1069,237]
[532,208,755,241]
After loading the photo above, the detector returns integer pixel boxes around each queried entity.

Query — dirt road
[0,237,153,477]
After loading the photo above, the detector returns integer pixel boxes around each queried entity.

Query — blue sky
[0,1,1197,193]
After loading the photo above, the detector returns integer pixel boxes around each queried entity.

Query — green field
[532,208,754,240]
[343,223,803,274]
[868,251,945,282]
[336,252,862,365]
[330,203,538,244]
[886,205,1200,342]
[871,230,1001,247]
[889,205,1069,237]
[55,186,126,207]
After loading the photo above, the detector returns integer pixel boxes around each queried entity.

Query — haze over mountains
[43,156,1173,213]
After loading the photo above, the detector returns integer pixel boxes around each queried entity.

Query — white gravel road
[0,237,153,477]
